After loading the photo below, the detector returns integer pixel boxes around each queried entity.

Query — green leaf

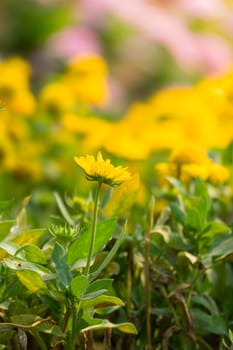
[16,270,47,294]
[81,319,137,334]
[207,237,233,261]
[3,258,52,278]
[191,295,219,315]
[0,241,20,257]
[0,220,16,241]
[67,218,117,265]
[166,177,185,194]
[186,207,201,231]
[81,295,124,310]
[70,275,88,298]
[178,251,198,265]
[192,309,228,336]
[54,192,75,226]
[151,307,170,317]
[13,229,46,246]
[52,243,72,289]
[229,328,233,342]
[94,306,120,315]
[86,279,113,294]
[197,194,209,230]
[203,221,230,237]
[186,180,210,232]
[151,226,191,250]
[170,203,186,225]
[16,245,47,265]
[80,289,108,300]
[194,178,208,197]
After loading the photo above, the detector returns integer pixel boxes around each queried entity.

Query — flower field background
[1,1,233,349]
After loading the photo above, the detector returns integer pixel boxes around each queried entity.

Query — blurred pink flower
[195,34,233,74]
[80,0,233,73]
[177,0,224,18]
[47,27,101,60]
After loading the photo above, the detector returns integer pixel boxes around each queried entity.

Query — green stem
[70,299,81,350]
[85,181,102,276]
[126,244,133,318]
[89,221,126,281]
[145,197,154,350]
[63,304,71,333]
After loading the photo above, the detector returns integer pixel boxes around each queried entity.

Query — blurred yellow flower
[0,57,31,97]
[196,71,233,148]
[65,54,109,106]
[104,173,141,216]
[62,113,111,152]
[181,164,209,182]
[4,151,42,181]
[74,151,131,187]
[154,199,168,216]
[68,54,107,76]
[170,144,210,165]
[103,108,153,160]
[155,162,177,186]
[39,81,75,115]
[208,163,229,184]
[8,91,36,116]
[149,86,218,149]
[155,144,229,186]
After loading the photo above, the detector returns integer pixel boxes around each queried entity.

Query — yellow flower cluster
[0,53,233,192]
[0,57,36,116]
[39,54,109,115]
[0,55,110,184]
[155,144,229,185]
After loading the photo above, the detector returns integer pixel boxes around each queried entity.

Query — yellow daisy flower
[74,151,131,187]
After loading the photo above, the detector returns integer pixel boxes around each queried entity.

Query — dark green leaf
[170,203,186,225]
[86,279,113,294]
[67,218,117,265]
[151,226,191,250]
[191,295,219,315]
[80,289,108,300]
[208,237,233,261]
[52,243,72,289]
[192,309,228,336]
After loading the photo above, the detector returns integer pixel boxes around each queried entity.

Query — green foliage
[67,217,117,265]
[1,170,233,349]
[0,193,136,349]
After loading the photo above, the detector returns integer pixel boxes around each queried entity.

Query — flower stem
[89,220,126,281]
[70,299,81,350]
[145,197,154,350]
[85,180,102,276]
